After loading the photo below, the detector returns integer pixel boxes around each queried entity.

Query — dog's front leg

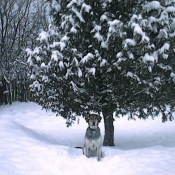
[97,146,102,161]
[83,145,89,158]
[85,146,90,158]
[83,146,85,155]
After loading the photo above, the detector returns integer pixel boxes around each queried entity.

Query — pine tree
[27,0,175,146]
[120,0,175,121]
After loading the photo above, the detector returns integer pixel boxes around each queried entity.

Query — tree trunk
[8,83,12,105]
[2,78,8,105]
[0,84,3,105]
[102,106,115,146]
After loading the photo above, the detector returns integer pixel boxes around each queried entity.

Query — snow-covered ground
[0,102,175,175]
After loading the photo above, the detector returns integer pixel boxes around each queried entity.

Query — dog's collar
[88,127,97,134]
[92,130,96,134]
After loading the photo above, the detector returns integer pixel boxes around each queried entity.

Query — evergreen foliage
[27,0,175,123]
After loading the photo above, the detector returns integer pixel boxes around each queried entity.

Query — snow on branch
[51,51,63,62]
[30,80,43,92]
[86,67,96,76]
[70,26,77,34]
[123,39,136,49]
[72,6,85,22]
[142,53,156,63]
[91,25,103,42]
[59,35,69,51]
[170,72,175,83]
[143,1,162,13]
[126,71,141,82]
[131,23,149,42]
[70,81,78,92]
[100,59,107,67]
[80,53,94,64]
[81,3,91,13]
[108,19,122,33]
[100,13,108,22]
[38,31,49,42]
[158,43,170,59]
[107,19,123,41]
[165,0,175,6]
[67,0,83,7]
[157,29,168,39]
[166,6,175,14]
[51,0,61,12]
[77,68,82,77]
[33,47,40,55]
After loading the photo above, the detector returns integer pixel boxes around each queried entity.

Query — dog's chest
[86,128,101,140]
[89,140,98,150]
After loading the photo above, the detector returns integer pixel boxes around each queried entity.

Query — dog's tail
[75,146,83,149]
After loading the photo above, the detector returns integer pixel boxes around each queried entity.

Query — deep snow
[0,102,175,175]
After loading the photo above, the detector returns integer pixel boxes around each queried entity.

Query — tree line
[0,0,50,104]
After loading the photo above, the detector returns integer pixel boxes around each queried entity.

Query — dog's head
[85,113,102,129]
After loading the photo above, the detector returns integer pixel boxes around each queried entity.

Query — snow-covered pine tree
[27,0,175,146]
[120,0,175,121]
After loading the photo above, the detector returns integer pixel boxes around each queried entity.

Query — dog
[83,113,102,161]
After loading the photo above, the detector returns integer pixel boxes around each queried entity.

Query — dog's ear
[97,115,102,123]
[85,114,90,123]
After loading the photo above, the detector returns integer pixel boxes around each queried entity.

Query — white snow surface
[0,102,175,175]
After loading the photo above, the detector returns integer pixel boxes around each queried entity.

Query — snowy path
[0,102,175,175]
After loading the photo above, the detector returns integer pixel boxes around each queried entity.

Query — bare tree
[0,0,50,104]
